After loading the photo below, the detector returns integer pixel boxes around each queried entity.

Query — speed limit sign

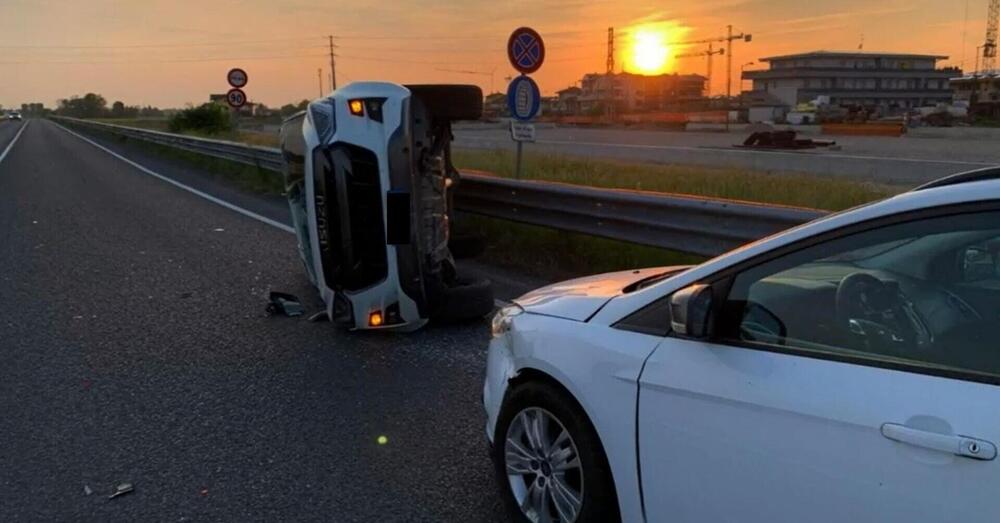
[226,88,247,108]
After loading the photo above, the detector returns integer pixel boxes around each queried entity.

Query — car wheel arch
[499,366,627,521]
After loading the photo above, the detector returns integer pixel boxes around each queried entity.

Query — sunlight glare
[631,26,671,75]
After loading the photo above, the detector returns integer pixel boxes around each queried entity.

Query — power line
[0,36,327,49]
[0,52,329,65]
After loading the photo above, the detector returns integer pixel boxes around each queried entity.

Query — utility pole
[726,25,733,131]
[329,35,338,91]
[606,27,615,120]
[318,68,323,98]
[606,27,615,74]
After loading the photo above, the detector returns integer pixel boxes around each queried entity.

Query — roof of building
[760,50,948,62]
[951,73,1000,82]
[582,71,707,80]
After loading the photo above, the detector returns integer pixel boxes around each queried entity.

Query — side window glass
[724,210,1000,380]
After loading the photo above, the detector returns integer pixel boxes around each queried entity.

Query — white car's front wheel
[493,381,620,523]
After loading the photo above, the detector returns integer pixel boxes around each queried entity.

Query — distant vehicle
[279,82,493,331]
[7,112,21,121]
[485,167,1000,522]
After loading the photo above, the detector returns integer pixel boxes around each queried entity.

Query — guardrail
[52,116,828,257]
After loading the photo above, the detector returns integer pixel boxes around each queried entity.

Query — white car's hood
[514,266,690,322]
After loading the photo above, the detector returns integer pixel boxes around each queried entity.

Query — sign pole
[506,27,545,181]
[514,141,524,179]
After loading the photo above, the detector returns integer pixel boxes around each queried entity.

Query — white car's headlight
[491,304,524,337]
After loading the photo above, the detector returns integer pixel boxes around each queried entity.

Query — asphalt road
[0,119,27,158]
[0,119,514,521]
[454,125,1000,185]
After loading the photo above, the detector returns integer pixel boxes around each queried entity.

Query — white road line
[51,120,296,234]
[0,120,30,166]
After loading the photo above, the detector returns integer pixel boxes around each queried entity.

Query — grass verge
[452,148,897,211]
[93,118,280,148]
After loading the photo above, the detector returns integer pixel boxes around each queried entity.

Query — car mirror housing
[669,283,713,338]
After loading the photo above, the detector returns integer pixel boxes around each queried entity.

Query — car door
[636,205,1000,522]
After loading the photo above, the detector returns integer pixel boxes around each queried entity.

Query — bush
[168,103,233,134]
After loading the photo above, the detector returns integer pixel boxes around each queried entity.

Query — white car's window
[724,209,1000,380]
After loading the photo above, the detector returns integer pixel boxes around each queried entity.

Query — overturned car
[279,82,494,331]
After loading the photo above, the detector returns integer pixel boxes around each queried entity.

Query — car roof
[591,175,1000,326]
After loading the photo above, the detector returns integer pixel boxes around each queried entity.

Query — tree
[56,93,108,118]
[111,101,126,117]
[168,103,233,134]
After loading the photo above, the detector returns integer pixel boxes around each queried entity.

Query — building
[554,87,581,115]
[578,72,706,113]
[482,92,507,118]
[950,74,1000,104]
[743,51,960,114]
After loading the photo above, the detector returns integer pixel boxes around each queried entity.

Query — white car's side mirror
[669,284,713,338]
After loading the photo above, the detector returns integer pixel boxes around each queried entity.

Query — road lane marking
[51,120,296,234]
[0,120,30,166]
[50,121,526,306]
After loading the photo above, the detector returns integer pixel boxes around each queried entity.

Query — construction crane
[675,27,752,130]
[676,27,752,101]
[985,0,999,74]
[674,43,725,96]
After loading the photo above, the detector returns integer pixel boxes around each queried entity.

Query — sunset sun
[630,26,671,74]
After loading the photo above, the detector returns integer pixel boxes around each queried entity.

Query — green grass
[94,118,280,148]
[452,148,897,211]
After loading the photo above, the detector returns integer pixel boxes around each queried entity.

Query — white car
[279,82,493,330]
[7,112,21,121]
[485,168,1000,523]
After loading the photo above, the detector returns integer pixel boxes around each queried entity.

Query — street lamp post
[739,62,754,123]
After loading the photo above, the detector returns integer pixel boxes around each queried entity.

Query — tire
[493,381,621,523]
[406,84,483,121]
[448,233,487,259]
[428,277,494,323]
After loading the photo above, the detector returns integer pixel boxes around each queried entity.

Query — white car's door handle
[881,423,997,461]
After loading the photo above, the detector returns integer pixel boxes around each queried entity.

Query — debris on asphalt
[736,130,836,150]
[266,292,304,317]
[307,310,329,323]
[108,482,134,500]
[83,485,93,496]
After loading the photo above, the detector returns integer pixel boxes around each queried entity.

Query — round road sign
[227,68,248,88]
[226,88,247,108]
[507,27,545,74]
[506,75,540,121]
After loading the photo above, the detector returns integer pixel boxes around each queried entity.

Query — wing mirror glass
[669,283,713,338]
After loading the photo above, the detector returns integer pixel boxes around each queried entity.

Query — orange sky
[0,0,990,109]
